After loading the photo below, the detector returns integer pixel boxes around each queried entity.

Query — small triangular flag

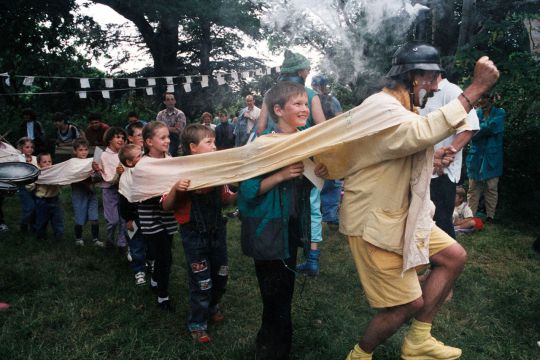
[102,90,110,99]
[128,78,136,87]
[146,87,153,95]
[167,85,174,93]
[185,76,192,84]
[78,92,87,99]
[216,74,226,85]
[166,77,173,85]
[147,78,156,86]
[80,78,90,88]
[23,76,35,86]
[183,83,191,93]
[201,75,209,88]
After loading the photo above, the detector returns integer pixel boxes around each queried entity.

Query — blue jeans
[180,224,228,331]
[102,187,126,247]
[72,188,98,225]
[320,179,342,224]
[35,196,64,240]
[128,227,147,273]
[18,186,35,229]
[310,187,323,243]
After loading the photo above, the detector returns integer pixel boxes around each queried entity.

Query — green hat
[280,50,310,74]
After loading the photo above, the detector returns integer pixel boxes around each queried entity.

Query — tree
[92,0,264,76]
[0,0,108,137]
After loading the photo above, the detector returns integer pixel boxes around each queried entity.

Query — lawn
[1,189,539,359]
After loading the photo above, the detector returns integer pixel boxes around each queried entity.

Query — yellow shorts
[347,226,455,308]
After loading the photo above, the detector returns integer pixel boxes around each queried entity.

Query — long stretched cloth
[119,93,424,202]
[118,93,467,272]
[35,158,93,185]
[0,142,24,163]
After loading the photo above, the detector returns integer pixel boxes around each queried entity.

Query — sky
[78,1,319,75]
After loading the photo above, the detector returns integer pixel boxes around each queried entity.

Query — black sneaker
[157,299,175,313]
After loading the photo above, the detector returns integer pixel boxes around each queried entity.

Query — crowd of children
[3,77,491,360]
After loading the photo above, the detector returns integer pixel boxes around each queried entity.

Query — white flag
[216,74,226,85]
[166,77,173,84]
[255,68,263,76]
[102,90,110,99]
[185,76,192,84]
[266,67,272,75]
[231,71,238,82]
[80,78,90,88]
[276,66,281,73]
[183,83,191,93]
[78,92,87,99]
[146,87,153,95]
[201,75,209,88]
[242,71,250,79]
[128,78,136,87]
[167,85,174,93]
[105,78,114,88]
[147,78,156,86]
[23,76,35,86]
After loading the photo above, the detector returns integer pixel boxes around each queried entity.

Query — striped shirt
[138,196,177,235]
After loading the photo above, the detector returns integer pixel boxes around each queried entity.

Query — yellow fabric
[120,93,466,203]
[347,227,455,308]
[406,319,432,344]
[34,183,60,198]
[119,91,466,272]
[331,89,467,272]
[346,344,372,359]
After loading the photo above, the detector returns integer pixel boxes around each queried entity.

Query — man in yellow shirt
[343,42,499,360]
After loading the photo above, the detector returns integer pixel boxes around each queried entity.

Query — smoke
[262,0,428,83]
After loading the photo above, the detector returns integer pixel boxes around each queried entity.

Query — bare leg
[359,298,424,352]
[415,243,467,323]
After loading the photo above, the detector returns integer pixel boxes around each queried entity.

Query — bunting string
[0,66,281,98]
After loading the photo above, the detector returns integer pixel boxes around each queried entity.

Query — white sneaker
[0,223,8,232]
[93,239,105,247]
[75,239,84,246]
[135,271,146,286]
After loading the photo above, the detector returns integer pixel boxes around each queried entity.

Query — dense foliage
[0,0,538,221]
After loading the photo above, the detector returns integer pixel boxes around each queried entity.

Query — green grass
[1,189,539,359]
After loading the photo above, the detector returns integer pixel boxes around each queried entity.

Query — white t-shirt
[420,79,480,183]
[453,202,474,223]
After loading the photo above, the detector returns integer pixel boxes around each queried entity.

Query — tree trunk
[457,0,476,50]
[92,1,180,76]
[199,19,212,75]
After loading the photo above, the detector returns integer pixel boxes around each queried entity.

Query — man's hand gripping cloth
[121,93,468,273]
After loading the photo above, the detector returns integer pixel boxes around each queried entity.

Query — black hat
[386,42,443,78]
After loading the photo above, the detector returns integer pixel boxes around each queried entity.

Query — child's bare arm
[258,162,304,195]
[454,217,473,226]
[162,179,191,211]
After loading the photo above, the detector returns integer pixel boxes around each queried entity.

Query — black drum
[0,181,18,195]
[0,162,40,185]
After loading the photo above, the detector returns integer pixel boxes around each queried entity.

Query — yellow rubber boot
[401,319,461,359]
[345,344,372,360]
